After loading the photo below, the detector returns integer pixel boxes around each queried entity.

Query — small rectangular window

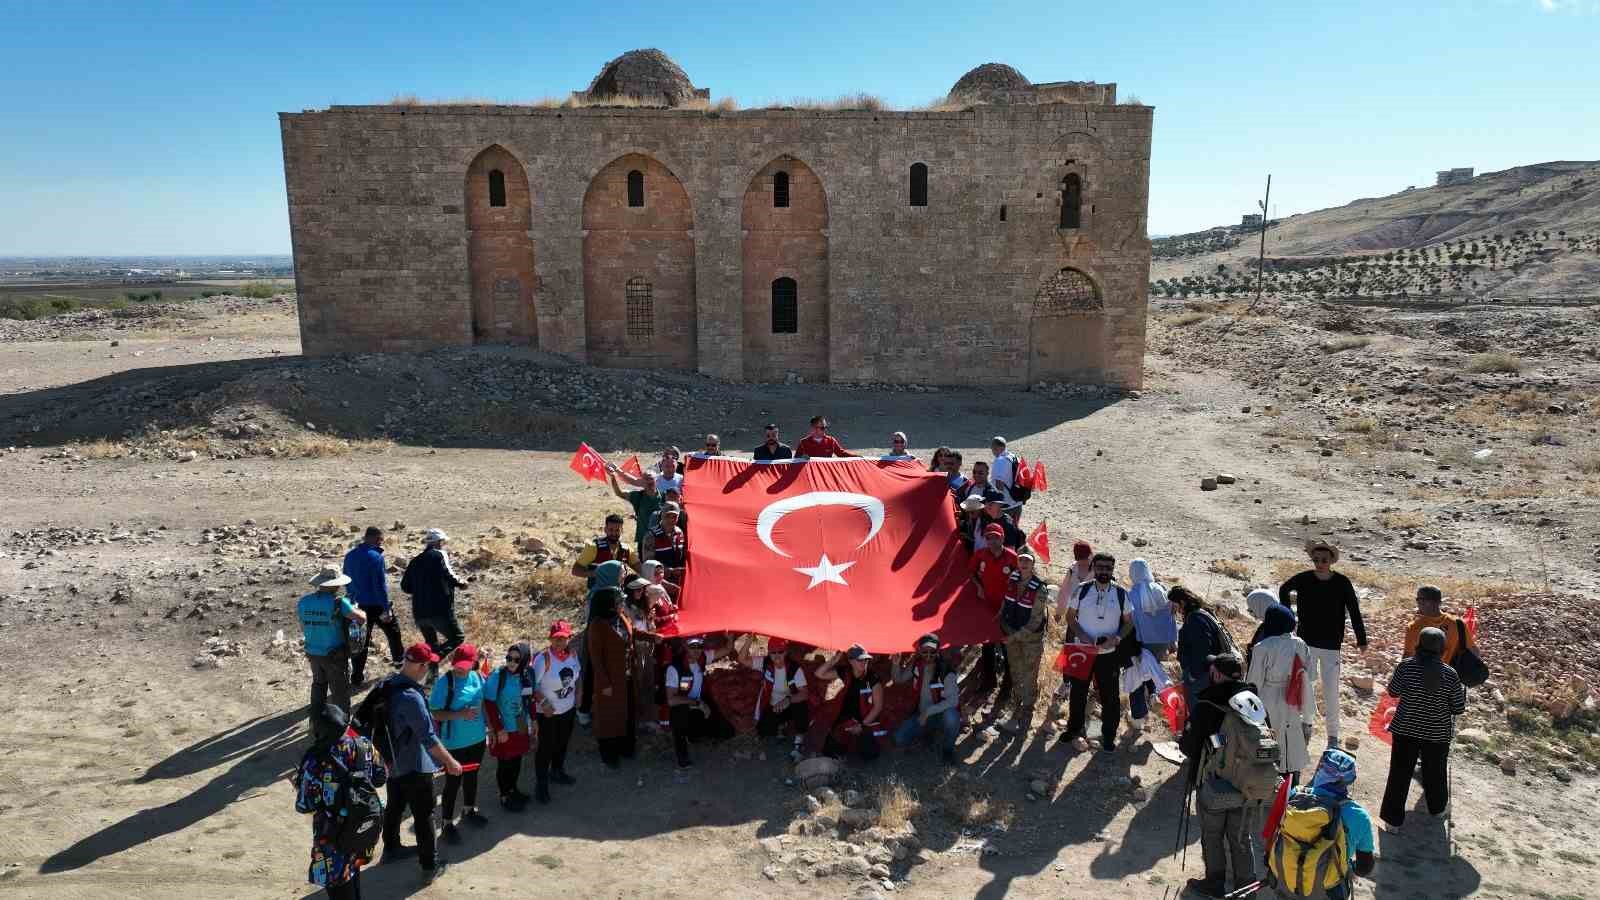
[909,163,928,207]
[771,278,798,334]
[999,204,1007,222]
[625,278,652,340]
[773,171,790,208]
[627,170,645,208]
[488,169,506,207]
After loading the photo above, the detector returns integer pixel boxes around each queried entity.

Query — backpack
[1003,453,1034,503]
[1266,790,1351,898]
[325,746,385,859]
[1200,697,1283,805]
[352,679,411,766]
[1199,608,1241,658]
[1452,619,1489,687]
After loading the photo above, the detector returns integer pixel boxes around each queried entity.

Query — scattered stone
[1028,779,1049,796]
[839,808,876,830]
[1500,755,1518,776]
[1216,473,1237,484]
[1200,477,1218,491]
[761,864,781,881]
[1343,735,1361,751]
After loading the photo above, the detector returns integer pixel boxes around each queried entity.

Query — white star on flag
[794,553,856,589]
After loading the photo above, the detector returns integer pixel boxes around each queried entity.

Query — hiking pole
[1223,880,1262,899]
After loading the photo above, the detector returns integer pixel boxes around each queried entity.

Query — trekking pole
[1223,880,1262,899]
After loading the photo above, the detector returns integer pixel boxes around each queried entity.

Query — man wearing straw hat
[297,564,366,725]
[1278,539,1368,749]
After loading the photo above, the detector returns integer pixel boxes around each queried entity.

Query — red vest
[649,526,686,565]
[754,656,805,722]
[591,536,626,565]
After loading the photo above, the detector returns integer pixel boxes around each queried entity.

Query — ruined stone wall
[280,101,1153,387]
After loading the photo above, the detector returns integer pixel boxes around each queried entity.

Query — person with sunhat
[430,644,488,845]
[892,633,962,763]
[401,528,470,667]
[297,564,366,726]
[530,620,582,804]
[1278,539,1368,749]
[815,645,886,762]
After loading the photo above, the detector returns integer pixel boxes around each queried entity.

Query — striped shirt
[1386,657,1467,743]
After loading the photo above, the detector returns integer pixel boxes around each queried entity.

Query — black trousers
[669,702,734,766]
[1065,652,1122,745]
[1381,733,1451,826]
[350,606,404,682]
[324,869,361,900]
[415,611,465,659]
[535,709,576,785]
[440,741,485,820]
[381,772,436,868]
[757,701,811,739]
[822,727,882,762]
[495,754,523,798]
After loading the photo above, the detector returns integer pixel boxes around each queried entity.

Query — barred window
[909,163,928,207]
[771,277,798,334]
[773,171,790,208]
[627,169,645,207]
[1060,174,1081,229]
[625,277,653,340]
[488,169,506,207]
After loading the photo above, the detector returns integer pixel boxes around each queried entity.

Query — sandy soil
[1,299,1596,899]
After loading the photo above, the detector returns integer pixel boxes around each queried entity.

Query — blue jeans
[893,706,959,754]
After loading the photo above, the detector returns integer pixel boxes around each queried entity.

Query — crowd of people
[290,417,1483,899]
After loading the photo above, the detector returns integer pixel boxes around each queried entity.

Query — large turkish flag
[676,456,1002,653]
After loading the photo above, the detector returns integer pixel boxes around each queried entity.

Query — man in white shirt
[746,637,810,759]
[1058,552,1134,753]
[988,436,1024,522]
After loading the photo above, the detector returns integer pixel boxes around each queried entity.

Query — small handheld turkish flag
[1368,694,1398,747]
[1016,457,1034,489]
[621,455,644,478]
[568,442,608,483]
[1463,606,1478,642]
[1052,643,1096,681]
[1032,461,1050,492]
[1027,519,1051,564]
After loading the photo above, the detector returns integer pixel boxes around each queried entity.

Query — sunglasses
[505,653,522,662]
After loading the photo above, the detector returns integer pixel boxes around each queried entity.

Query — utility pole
[1252,174,1272,308]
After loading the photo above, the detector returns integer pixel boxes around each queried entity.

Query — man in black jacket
[401,528,470,671]
[1180,653,1261,899]
[1278,539,1367,749]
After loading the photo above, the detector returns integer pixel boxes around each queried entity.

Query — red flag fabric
[1368,694,1399,746]
[1463,606,1478,642]
[1286,654,1306,711]
[1016,457,1034,489]
[1158,684,1188,734]
[1032,461,1050,492]
[1261,775,1293,845]
[621,455,644,478]
[674,456,1002,653]
[569,442,608,483]
[1026,519,1051,564]
[1052,643,1097,681]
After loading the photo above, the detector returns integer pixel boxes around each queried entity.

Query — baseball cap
[767,637,789,653]
[915,632,940,651]
[991,436,1007,446]
[685,636,706,648]
[424,527,448,544]
[451,643,478,670]
[662,501,681,514]
[845,644,873,662]
[404,642,440,664]
[984,524,1004,538]
[549,620,574,638]
[625,577,650,591]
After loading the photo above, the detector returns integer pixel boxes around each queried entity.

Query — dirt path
[1,300,1595,899]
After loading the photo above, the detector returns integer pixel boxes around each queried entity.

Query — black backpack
[327,749,384,859]
[1452,619,1489,687]
[352,679,410,766]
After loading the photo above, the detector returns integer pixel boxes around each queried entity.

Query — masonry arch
[741,155,829,381]
[465,145,537,343]
[1028,267,1108,383]
[582,153,696,370]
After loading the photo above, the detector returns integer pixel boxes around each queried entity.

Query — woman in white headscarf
[1246,602,1317,774]
[1125,558,1174,736]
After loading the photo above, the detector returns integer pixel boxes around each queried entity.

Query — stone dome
[949,63,1031,102]
[585,48,699,107]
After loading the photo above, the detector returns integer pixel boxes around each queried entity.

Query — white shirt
[665,662,704,701]
[988,452,1020,509]
[1068,582,1128,651]
[768,662,806,705]
[655,473,684,496]
[531,649,581,715]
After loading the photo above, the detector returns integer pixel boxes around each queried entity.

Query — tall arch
[1028,267,1107,383]
[741,156,829,381]
[582,154,696,370]
[466,145,536,343]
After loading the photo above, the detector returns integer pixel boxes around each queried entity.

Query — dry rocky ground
[1,294,1597,899]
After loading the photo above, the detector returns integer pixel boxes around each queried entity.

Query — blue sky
[1,0,1596,254]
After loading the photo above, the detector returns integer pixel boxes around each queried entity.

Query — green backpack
[1201,694,1283,806]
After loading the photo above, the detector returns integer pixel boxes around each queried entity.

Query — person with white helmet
[400,528,470,672]
[1179,652,1266,899]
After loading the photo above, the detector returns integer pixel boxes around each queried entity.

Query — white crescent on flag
[755,491,885,559]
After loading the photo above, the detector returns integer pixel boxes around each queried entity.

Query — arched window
[999,204,1007,222]
[771,277,798,334]
[625,277,653,340]
[773,171,790,208]
[487,169,506,207]
[1060,174,1082,229]
[627,170,645,208]
[909,163,928,207]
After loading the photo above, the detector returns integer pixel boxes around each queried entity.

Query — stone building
[279,50,1153,387]
[1435,167,1474,187]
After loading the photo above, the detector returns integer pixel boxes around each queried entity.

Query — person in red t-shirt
[969,525,1019,610]
[795,416,854,458]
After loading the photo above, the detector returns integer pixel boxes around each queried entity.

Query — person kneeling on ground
[816,645,886,762]
[747,636,810,760]
[483,641,533,811]
[664,637,733,768]
[1180,653,1266,899]
[430,644,488,845]
[892,633,961,764]
[1263,749,1376,900]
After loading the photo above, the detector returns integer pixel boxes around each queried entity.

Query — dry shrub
[465,536,518,570]
[1377,510,1427,530]
[388,92,421,106]
[1338,416,1379,434]
[875,777,921,830]
[1268,558,1515,605]
[769,93,888,111]
[463,588,556,652]
[517,569,588,610]
[932,771,1013,827]
[73,439,127,459]
[275,435,394,459]
[1322,336,1372,353]
[1207,558,1253,581]
[1467,352,1523,374]
[1502,389,1546,413]
[1173,312,1208,327]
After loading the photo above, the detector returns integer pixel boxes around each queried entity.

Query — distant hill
[1151,161,1600,300]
